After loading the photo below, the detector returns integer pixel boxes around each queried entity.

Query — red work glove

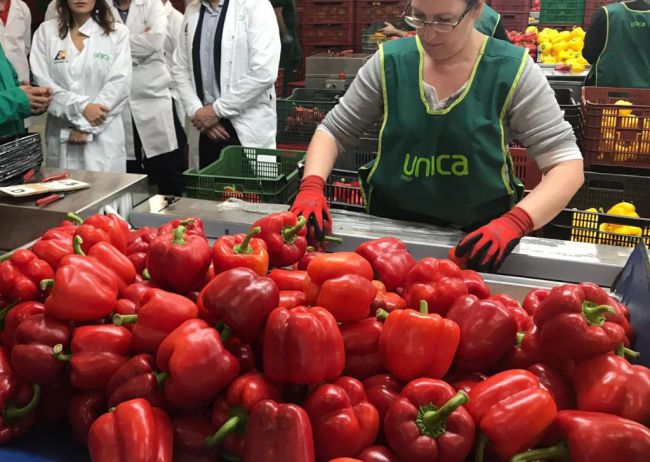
[452,207,534,273]
[291,175,332,243]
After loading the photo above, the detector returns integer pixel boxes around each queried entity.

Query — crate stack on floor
[301,0,356,65]
[491,0,532,32]
[538,0,586,30]
[355,0,406,53]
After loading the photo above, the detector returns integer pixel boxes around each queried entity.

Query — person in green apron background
[583,0,650,88]
[272,0,301,96]
[291,0,584,273]
[0,44,51,139]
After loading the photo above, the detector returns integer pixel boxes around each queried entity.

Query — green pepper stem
[376,308,389,322]
[142,268,151,280]
[582,302,615,326]
[40,279,54,291]
[510,442,570,462]
[180,219,195,227]
[154,372,169,388]
[475,432,488,462]
[173,225,187,245]
[3,384,41,421]
[323,235,343,244]
[0,251,13,263]
[66,212,84,225]
[419,300,429,315]
[616,344,640,359]
[282,216,307,243]
[516,332,526,346]
[418,391,469,438]
[205,415,241,447]
[73,235,86,256]
[53,344,71,362]
[221,325,232,342]
[113,314,138,326]
[234,227,261,255]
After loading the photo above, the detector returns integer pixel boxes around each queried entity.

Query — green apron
[475,5,501,37]
[591,2,650,88]
[0,45,29,139]
[359,36,527,229]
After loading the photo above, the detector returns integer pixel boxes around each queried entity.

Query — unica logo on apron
[631,21,646,28]
[401,153,469,182]
[94,52,111,62]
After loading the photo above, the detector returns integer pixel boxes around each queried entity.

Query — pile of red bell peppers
[0,211,648,462]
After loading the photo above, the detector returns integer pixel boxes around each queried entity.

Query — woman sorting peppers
[291,0,584,273]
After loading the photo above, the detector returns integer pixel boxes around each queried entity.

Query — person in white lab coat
[30,0,132,173]
[0,0,30,84]
[114,0,185,196]
[44,0,58,21]
[172,0,280,169]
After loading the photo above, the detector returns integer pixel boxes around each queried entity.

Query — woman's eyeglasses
[402,0,478,33]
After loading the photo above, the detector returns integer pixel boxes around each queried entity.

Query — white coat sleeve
[44,1,58,21]
[29,25,91,129]
[23,3,31,57]
[81,27,133,135]
[172,14,203,119]
[212,1,280,119]
[129,0,167,59]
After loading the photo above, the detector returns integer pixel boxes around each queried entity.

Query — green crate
[540,0,585,24]
[183,146,305,203]
[277,89,345,145]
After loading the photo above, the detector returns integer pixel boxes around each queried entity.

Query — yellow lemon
[615,100,634,117]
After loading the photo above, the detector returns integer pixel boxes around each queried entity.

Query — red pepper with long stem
[270,268,308,291]
[157,319,239,409]
[173,416,219,462]
[53,325,132,390]
[252,212,308,268]
[0,249,54,302]
[304,376,380,462]
[378,301,460,382]
[113,288,198,354]
[198,268,279,344]
[402,258,468,316]
[362,374,404,423]
[1,301,45,348]
[206,372,283,457]
[384,378,475,462]
[105,353,168,408]
[212,227,269,277]
[31,223,76,271]
[68,391,106,446]
[510,411,650,462]
[243,399,315,462]
[88,398,173,462]
[69,212,130,255]
[341,318,385,380]
[147,225,212,294]
[263,306,345,385]
[158,217,206,238]
[466,369,557,462]
[127,226,157,274]
[355,238,416,292]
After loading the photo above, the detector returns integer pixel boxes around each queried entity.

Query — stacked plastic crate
[583,0,612,28]
[301,0,356,60]
[355,0,406,52]
[491,0,531,32]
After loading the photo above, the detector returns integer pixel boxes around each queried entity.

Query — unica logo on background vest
[401,153,469,181]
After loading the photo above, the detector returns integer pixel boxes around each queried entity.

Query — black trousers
[198,118,240,169]
[127,101,188,196]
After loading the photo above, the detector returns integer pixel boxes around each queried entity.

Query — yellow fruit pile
[598,100,650,162]
[537,26,589,72]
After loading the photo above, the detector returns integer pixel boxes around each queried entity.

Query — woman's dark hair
[57,0,116,39]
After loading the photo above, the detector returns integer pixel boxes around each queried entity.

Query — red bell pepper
[466,369,557,461]
[573,353,650,424]
[1,301,46,348]
[11,313,70,384]
[341,318,385,380]
[223,337,256,375]
[270,268,308,291]
[0,346,41,444]
[264,306,345,384]
[252,212,308,267]
[172,416,219,462]
[158,217,206,238]
[384,378,475,462]
[528,363,575,411]
[357,446,402,462]
[113,288,198,354]
[207,372,283,457]
[68,390,106,445]
[522,288,550,315]
[127,226,157,275]
[70,212,130,255]
[447,372,487,395]
[88,398,173,462]
[279,290,308,308]
[212,227,269,277]
[489,293,533,331]
[461,269,491,299]
[533,284,627,360]
[305,252,374,291]
[355,238,416,292]
[510,411,650,462]
[296,247,324,271]
[402,258,468,316]
[608,298,635,345]
[147,225,211,294]
[0,249,54,302]
[106,353,168,408]
[446,294,518,372]
[378,302,460,381]
[42,252,119,322]
[198,268,279,344]
[157,319,239,409]
[362,374,404,423]
[243,400,315,462]
[304,376,380,461]
[31,223,76,270]
[53,325,132,390]
[81,239,136,295]
[371,281,407,313]
[113,280,159,318]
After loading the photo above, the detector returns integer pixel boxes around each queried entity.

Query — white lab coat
[30,18,132,173]
[172,0,280,154]
[44,0,57,21]
[0,0,30,83]
[164,0,186,123]
[115,0,177,160]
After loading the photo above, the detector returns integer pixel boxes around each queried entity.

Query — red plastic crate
[355,0,405,24]
[511,147,543,190]
[583,0,611,27]
[303,1,355,24]
[500,10,531,32]
[275,69,284,97]
[491,0,531,11]
[302,23,355,46]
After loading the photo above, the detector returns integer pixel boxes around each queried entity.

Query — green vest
[592,2,650,88]
[0,45,29,139]
[359,36,527,229]
[475,5,501,36]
